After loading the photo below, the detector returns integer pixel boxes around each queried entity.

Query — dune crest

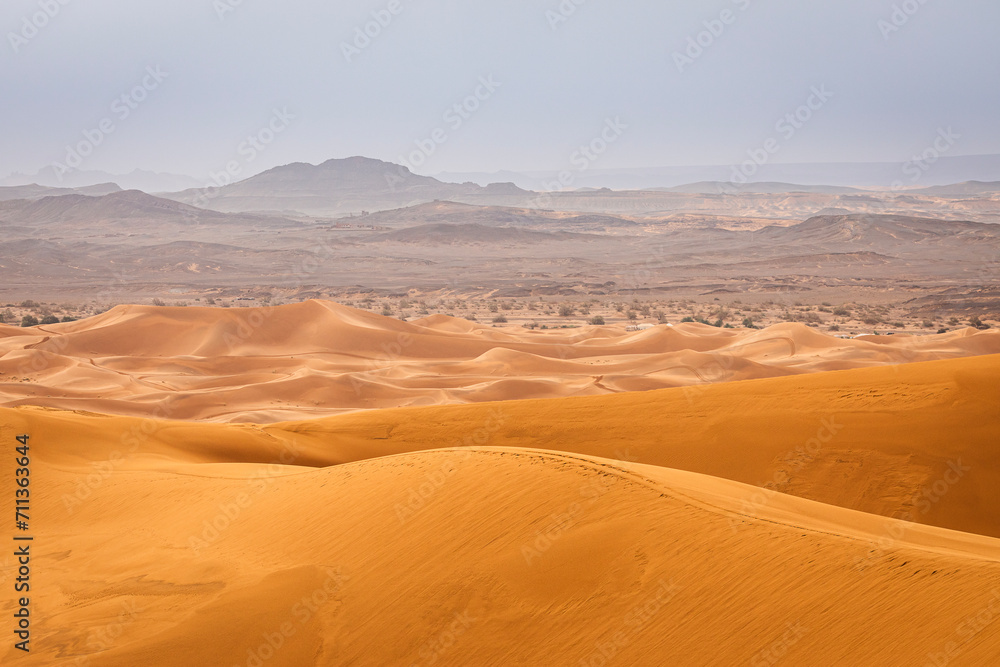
[2,300,997,422]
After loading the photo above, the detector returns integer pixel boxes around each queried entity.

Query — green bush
[21,315,39,327]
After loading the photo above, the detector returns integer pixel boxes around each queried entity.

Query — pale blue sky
[2,0,998,180]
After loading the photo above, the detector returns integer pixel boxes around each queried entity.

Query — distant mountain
[161,157,533,216]
[1,168,202,192]
[656,182,863,195]
[912,181,1000,196]
[757,214,999,248]
[358,200,640,232]
[436,154,1000,190]
[0,183,122,201]
[371,223,599,245]
[0,190,302,230]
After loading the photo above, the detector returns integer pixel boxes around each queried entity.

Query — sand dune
[2,300,997,422]
[2,397,999,664]
[3,302,999,665]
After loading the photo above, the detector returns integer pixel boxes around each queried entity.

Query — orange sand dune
[7,351,996,537]
[0,429,998,665]
[1,300,997,422]
[266,353,1000,539]
[2,353,999,664]
[3,305,999,665]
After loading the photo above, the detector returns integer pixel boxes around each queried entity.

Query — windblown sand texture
[1,303,999,665]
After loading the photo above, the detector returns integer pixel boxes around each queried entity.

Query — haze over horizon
[3,0,999,182]
[4,3,1000,665]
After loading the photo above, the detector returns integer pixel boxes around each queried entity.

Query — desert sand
[2,300,998,422]
[1,304,999,664]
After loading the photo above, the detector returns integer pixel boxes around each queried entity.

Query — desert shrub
[492,315,508,323]
[829,324,840,332]
[832,307,851,317]
[937,328,949,334]
[152,298,166,306]
[39,315,59,325]
[21,315,39,327]
[742,317,756,329]
[558,304,575,317]
[589,316,605,325]
[19,300,39,309]
[681,316,695,323]
[61,316,77,322]
[626,310,638,321]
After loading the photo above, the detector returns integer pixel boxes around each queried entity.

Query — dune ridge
[2,300,997,422]
[2,412,999,664]
[2,304,1000,665]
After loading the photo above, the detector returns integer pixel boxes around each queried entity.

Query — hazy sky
[2,0,999,179]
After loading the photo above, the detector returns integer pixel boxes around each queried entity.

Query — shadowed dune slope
[267,353,1000,539]
[1,353,999,664]
[1,426,998,664]
[1,300,998,422]
[3,354,999,539]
